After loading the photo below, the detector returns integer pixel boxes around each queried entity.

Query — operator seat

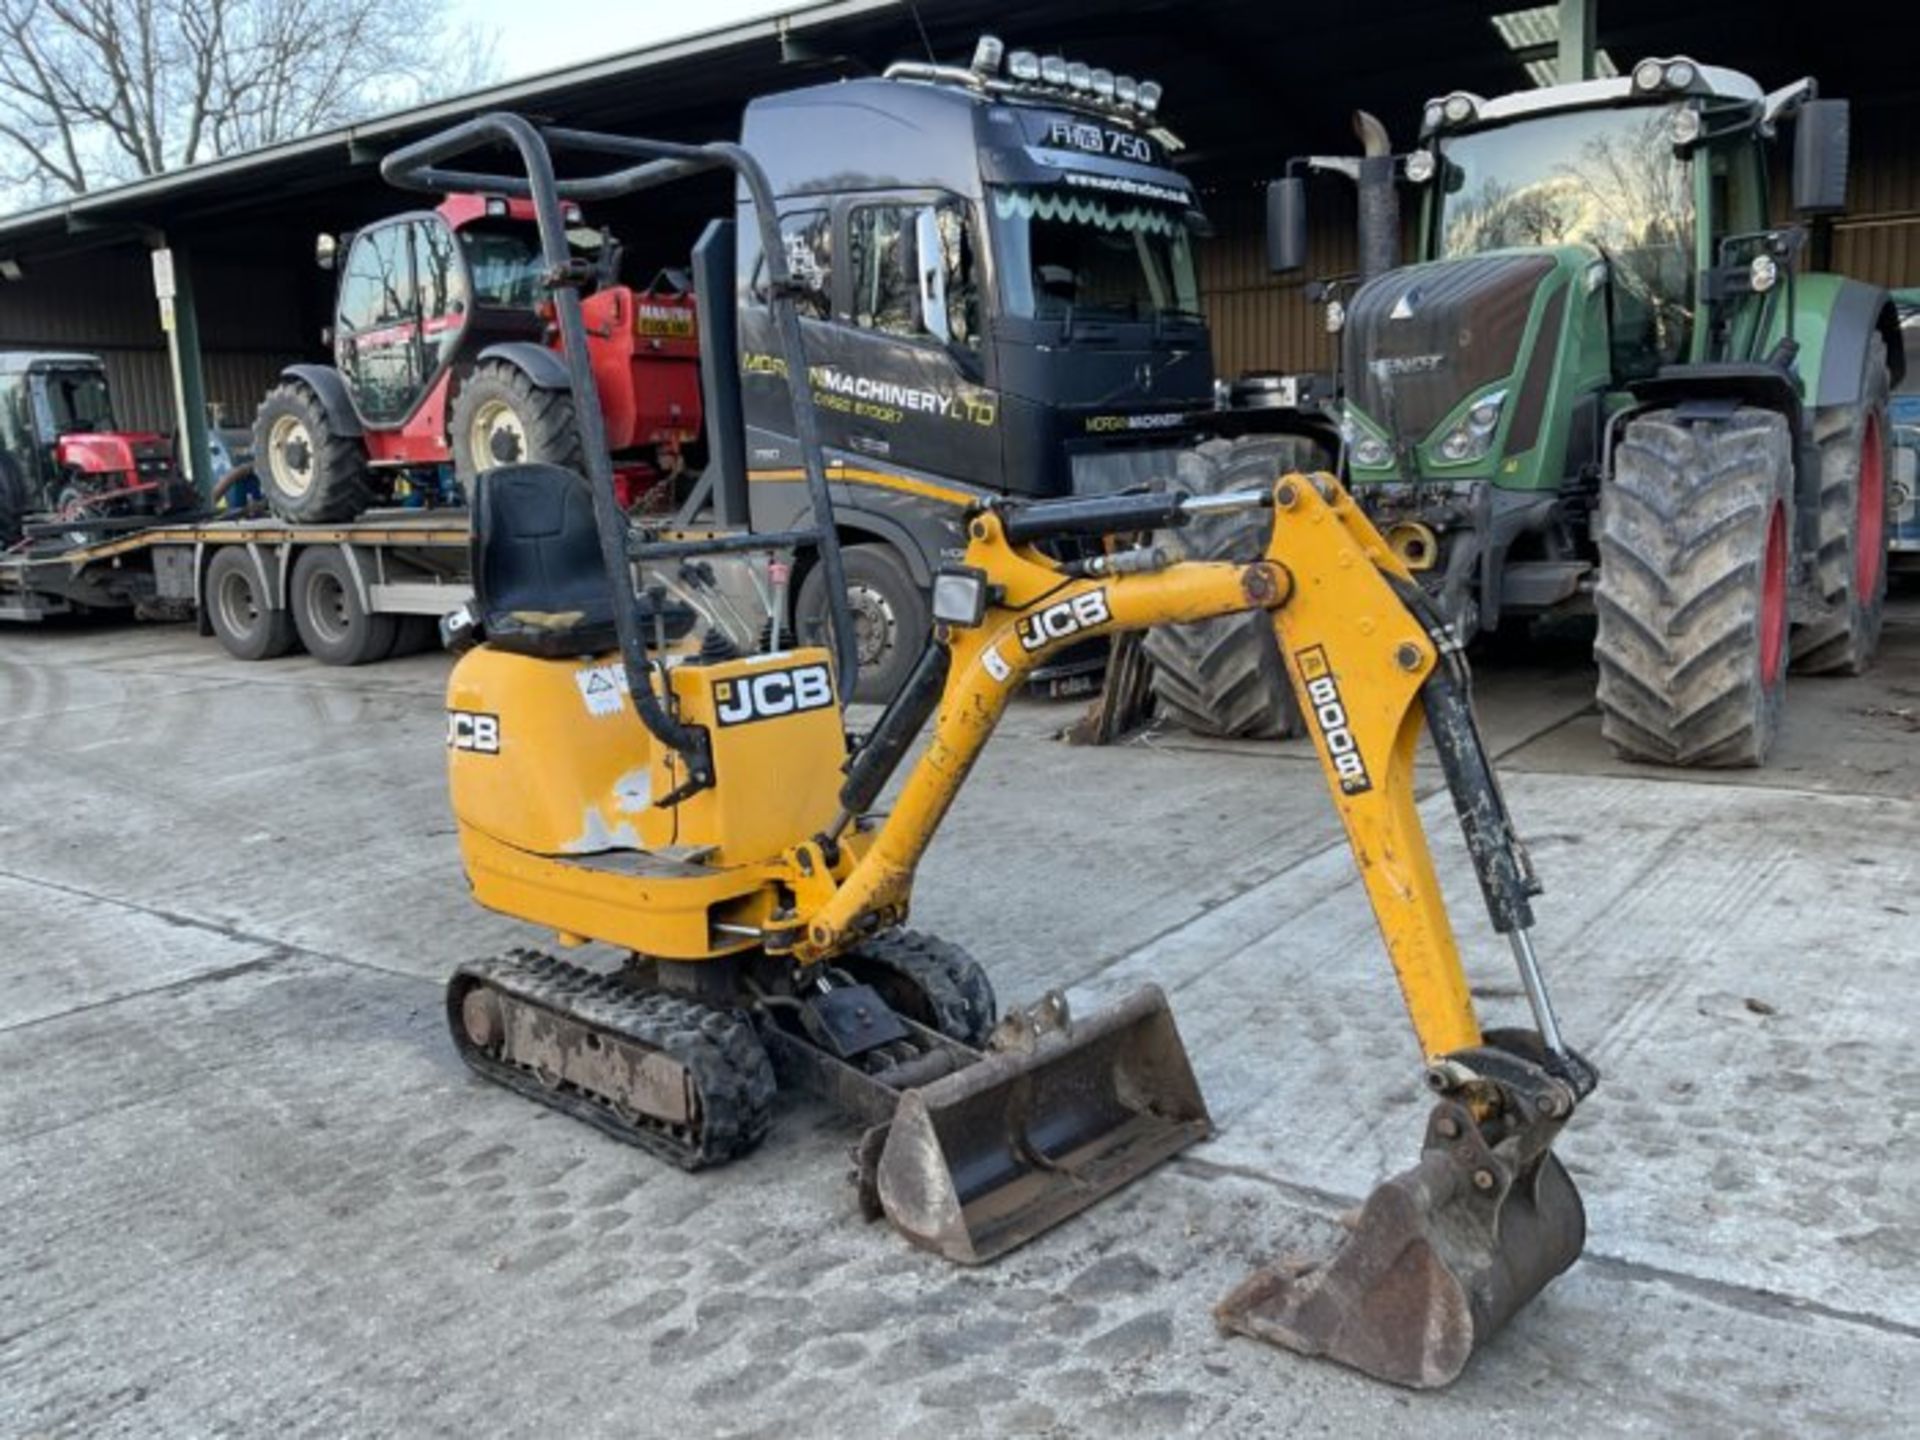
[470,463,693,659]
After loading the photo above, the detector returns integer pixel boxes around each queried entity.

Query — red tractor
[251,193,702,523]
[0,352,187,546]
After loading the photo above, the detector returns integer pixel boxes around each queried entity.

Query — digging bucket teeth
[874,984,1211,1265]
[1217,1030,1594,1389]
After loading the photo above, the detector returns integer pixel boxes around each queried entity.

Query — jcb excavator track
[838,929,998,1047]
[447,949,776,1169]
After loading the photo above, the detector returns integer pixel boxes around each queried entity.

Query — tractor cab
[0,351,180,544]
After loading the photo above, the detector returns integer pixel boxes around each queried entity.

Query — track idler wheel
[1216,1031,1593,1389]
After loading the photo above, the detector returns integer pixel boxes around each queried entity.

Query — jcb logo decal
[1015,589,1111,652]
[447,710,501,754]
[715,663,835,726]
[1295,647,1371,794]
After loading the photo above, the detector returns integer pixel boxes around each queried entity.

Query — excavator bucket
[873,985,1211,1264]
[1216,1085,1587,1389]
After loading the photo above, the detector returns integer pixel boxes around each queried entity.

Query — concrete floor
[2,591,1917,1438]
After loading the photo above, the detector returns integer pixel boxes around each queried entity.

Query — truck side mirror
[914,207,952,345]
[315,233,339,270]
[1793,99,1851,215]
[1266,177,1308,274]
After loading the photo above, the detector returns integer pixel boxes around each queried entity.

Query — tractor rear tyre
[1142,435,1324,739]
[253,381,374,524]
[449,362,587,484]
[288,546,398,666]
[1594,407,1794,768]
[794,541,928,705]
[205,546,297,661]
[1791,334,1892,675]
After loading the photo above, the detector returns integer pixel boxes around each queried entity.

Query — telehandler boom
[398,114,1596,1389]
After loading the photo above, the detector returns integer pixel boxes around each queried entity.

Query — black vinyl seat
[468,464,697,665]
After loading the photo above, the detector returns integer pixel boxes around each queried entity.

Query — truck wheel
[205,547,297,661]
[288,546,397,665]
[1792,334,1891,675]
[450,362,587,482]
[1142,435,1323,739]
[1594,407,1793,768]
[794,542,927,705]
[254,381,373,523]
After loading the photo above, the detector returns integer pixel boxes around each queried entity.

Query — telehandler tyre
[450,362,587,483]
[1792,334,1892,675]
[253,380,374,523]
[1143,435,1322,739]
[1594,407,1793,767]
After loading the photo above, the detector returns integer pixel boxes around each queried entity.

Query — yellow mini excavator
[391,116,1598,1389]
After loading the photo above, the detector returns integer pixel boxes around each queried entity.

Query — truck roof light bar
[885,37,1165,128]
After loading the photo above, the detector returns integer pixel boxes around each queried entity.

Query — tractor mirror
[1266,177,1308,274]
[315,233,339,270]
[915,207,952,345]
[1793,99,1851,215]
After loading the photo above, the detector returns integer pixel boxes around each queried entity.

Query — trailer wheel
[1594,407,1793,768]
[253,381,374,524]
[795,542,927,704]
[1791,334,1891,675]
[1142,435,1323,739]
[205,547,297,661]
[450,362,587,482]
[288,547,397,666]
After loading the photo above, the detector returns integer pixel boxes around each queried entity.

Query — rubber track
[1593,408,1789,767]
[447,949,775,1170]
[838,928,997,1048]
[1142,436,1320,739]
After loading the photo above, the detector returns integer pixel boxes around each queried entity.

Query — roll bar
[378,113,858,790]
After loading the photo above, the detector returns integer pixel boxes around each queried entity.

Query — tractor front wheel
[253,381,373,523]
[1142,435,1323,739]
[1792,334,1892,675]
[449,362,587,485]
[1594,407,1794,768]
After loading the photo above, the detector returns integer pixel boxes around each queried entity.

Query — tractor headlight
[1442,93,1475,124]
[1434,391,1507,464]
[1632,59,1665,91]
[1009,50,1041,81]
[931,567,989,627]
[1423,101,1444,133]
[1324,298,1347,334]
[1352,435,1393,469]
[1664,60,1697,89]
[1670,108,1703,145]
[1749,252,1779,293]
[1403,149,1436,184]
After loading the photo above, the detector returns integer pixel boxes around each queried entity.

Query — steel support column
[1558,0,1598,84]
[151,236,214,499]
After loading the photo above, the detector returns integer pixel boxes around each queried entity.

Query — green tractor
[1266,57,1902,766]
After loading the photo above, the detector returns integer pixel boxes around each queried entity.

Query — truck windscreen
[990,187,1200,323]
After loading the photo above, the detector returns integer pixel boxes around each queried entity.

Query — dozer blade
[874,984,1210,1265]
[1216,1085,1587,1389]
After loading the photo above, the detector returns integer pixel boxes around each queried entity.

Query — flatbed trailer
[0,509,472,665]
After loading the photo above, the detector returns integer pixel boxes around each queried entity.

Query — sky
[448,0,802,82]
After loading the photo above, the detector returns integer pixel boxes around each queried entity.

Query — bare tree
[0,0,499,202]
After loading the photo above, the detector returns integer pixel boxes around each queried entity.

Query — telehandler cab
[403,113,1596,1390]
